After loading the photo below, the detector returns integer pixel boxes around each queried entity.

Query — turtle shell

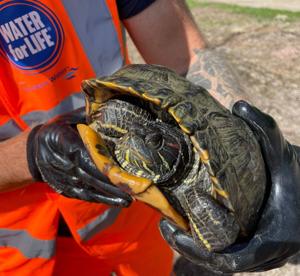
[79,64,266,252]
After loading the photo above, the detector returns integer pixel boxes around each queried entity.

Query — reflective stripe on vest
[0,229,55,259]
[77,207,121,242]
[62,0,125,77]
[0,92,85,141]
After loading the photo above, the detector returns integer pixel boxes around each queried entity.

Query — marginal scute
[141,93,161,105]
[170,101,200,134]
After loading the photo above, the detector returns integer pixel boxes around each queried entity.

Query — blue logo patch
[0,0,64,72]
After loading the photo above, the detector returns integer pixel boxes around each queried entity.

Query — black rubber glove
[160,101,300,274]
[27,107,132,207]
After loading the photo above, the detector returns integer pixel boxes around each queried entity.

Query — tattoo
[185,49,251,110]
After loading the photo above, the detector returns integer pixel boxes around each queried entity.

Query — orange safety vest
[0,1,173,275]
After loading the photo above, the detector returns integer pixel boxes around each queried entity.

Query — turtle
[77,64,266,252]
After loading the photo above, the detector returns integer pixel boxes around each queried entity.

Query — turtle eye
[145,133,163,149]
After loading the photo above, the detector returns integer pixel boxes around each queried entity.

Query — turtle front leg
[174,184,240,252]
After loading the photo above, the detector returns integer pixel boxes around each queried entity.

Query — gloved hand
[27,107,132,206]
[160,101,300,274]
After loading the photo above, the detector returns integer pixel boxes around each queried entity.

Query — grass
[186,1,300,21]
[187,0,200,8]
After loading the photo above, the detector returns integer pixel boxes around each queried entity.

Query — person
[0,0,211,275]
[1,0,298,275]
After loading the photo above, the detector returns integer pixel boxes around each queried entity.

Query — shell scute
[168,101,200,134]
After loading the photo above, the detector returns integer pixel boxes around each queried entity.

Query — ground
[127,2,300,275]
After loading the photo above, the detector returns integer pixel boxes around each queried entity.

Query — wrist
[26,125,43,182]
[0,130,34,192]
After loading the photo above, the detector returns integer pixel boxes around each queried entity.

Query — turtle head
[114,120,192,186]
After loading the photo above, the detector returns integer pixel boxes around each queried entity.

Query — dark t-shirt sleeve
[116,0,156,20]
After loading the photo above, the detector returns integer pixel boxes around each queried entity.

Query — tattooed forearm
[185,49,251,109]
